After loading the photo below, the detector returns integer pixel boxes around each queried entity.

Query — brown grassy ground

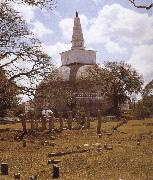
[0,119,153,180]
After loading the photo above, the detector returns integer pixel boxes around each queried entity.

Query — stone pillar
[1,163,8,175]
[86,112,90,128]
[31,118,35,130]
[97,110,102,134]
[21,118,27,133]
[52,164,60,179]
[42,116,46,130]
[22,139,26,147]
[58,112,63,131]
[49,113,54,131]
[35,120,39,129]
[75,111,80,125]
[67,111,73,130]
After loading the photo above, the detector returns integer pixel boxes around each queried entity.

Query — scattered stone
[106,132,112,136]
[95,143,101,148]
[44,140,49,146]
[48,153,57,157]
[98,134,102,138]
[48,149,89,157]
[48,159,61,164]
[137,141,140,145]
[50,136,55,140]
[84,144,89,147]
[29,175,37,180]
[52,164,60,179]
[49,142,55,146]
[107,145,113,150]
[1,163,8,175]
[76,145,81,149]
[14,172,20,179]
[103,144,107,149]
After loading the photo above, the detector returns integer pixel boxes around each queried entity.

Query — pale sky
[11,0,153,83]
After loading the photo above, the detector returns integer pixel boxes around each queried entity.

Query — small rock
[14,172,20,179]
[137,141,140,145]
[48,159,61,164]
[29,175,37,180]
[76,145,81,149]
[103,144,107,149]
[48,153,56,157]
[107,145,113,150]
[50,136,55,140]
[106,132,112,136]
[95,143,101,148]
[49,142,55,146]
[44,141,49,145]
[84,144,89,147]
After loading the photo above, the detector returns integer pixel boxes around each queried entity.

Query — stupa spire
[71,11,85,50]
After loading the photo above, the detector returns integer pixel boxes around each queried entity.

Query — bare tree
[0,2,54,97]
[129,0,153,10]
[5,0,56,9]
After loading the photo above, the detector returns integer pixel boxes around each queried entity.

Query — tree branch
[129,0,153,10]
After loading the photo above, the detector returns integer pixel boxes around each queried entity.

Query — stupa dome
[57,64,94,81]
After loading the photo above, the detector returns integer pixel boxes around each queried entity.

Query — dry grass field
[0,119,153,180]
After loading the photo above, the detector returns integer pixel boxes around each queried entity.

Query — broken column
[75,110,80,126]
[41,115,46,130]
[97,110,102,134]
[52,164,60,179]
[49,113,54,131]
[31,118,35,130]
[1,163,8,175]
[21,114,27,133]
[86,111,90,128]
[67,111,73,130]
[22,139,26,147]
[35,119,39,129]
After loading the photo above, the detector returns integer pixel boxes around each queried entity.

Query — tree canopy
[0,68,19,117]
[0,2,54,97]
[86,62,143,116]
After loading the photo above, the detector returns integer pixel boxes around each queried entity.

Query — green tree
[86,62,143,116]
[132,79,153,119]
[0,68,19,117]
[143,79,153,97]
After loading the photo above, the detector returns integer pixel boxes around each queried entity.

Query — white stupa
[58,12,97,81]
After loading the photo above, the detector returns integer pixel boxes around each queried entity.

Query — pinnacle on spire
[76,11,78,17]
